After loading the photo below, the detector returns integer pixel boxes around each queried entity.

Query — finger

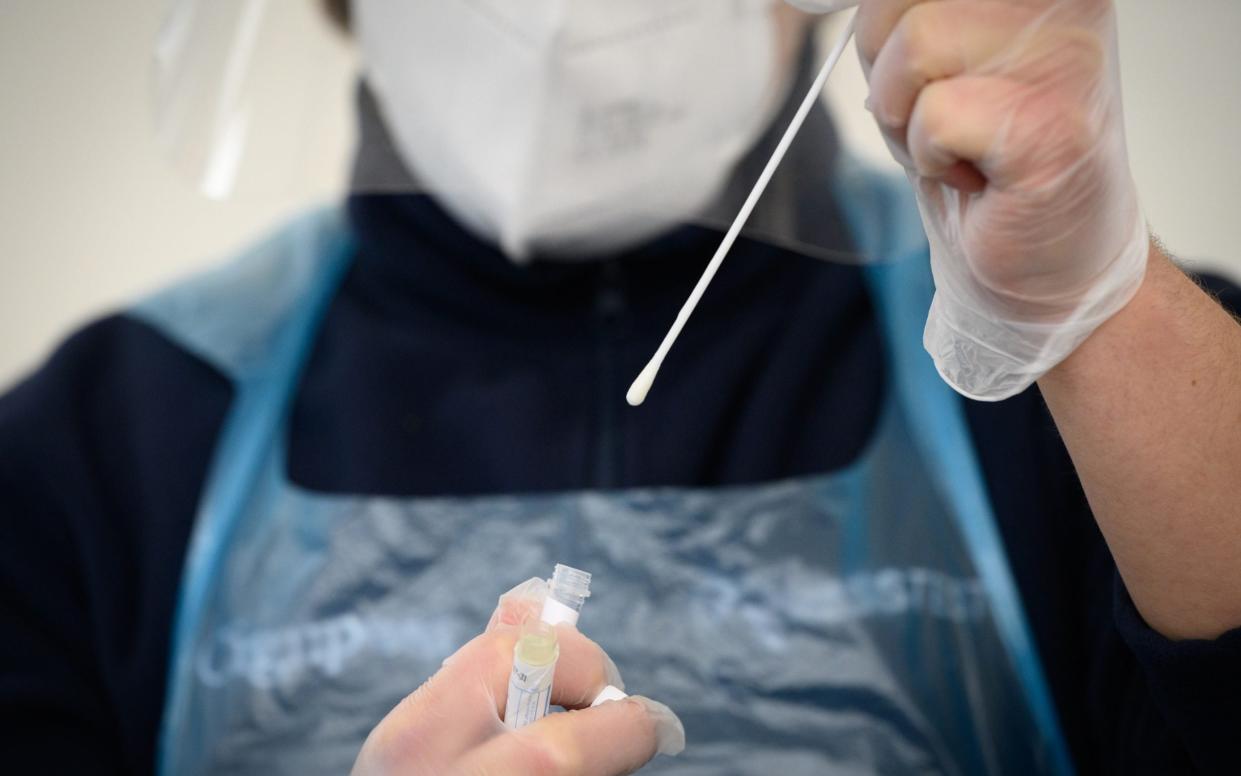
[360,642,509,765]
[495,625,624,717]
[438,623,624,720]
[368,629,526,752]
[486,576,549,632]
[941,162,988,195]
[546,626,626,709]
[460,696,685,776]
[364,603,626,764]
[906,75,1014,185]
[866,0,1037,131]
[855,0,935,72]
[908,74,1097,192]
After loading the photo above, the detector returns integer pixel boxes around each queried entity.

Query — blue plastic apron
[136,164,1073,775]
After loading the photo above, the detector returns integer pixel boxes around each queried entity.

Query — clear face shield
[153,0,875,265]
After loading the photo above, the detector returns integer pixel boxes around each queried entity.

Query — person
[2,0,1239,773]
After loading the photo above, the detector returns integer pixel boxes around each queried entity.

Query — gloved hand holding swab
[626,13,858,407]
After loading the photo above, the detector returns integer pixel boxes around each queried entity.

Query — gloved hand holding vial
[505,564,629,729]
[351,570,683,775]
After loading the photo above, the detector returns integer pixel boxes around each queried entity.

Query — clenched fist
[800,0,1151,399]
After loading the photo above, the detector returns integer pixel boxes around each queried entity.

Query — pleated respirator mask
[353,0,795,261]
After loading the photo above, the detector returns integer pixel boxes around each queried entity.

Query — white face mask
[355,0,791,262]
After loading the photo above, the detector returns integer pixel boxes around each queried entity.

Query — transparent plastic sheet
[152,0,353,200]
[153,0,877,265]
[169,418,1041,775]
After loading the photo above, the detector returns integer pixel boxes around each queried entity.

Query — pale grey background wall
[1,1,1239,389]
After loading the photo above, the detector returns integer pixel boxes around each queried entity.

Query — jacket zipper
[592,260,626,490]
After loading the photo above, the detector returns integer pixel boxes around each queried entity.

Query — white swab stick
[626,14,857,407]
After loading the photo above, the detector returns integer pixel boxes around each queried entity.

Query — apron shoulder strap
[129,206,351,382]
[838,159,1074,775]
[152,206,355,776]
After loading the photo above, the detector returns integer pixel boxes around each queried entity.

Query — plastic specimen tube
[541,563,592,626]
[504,619,560,729]
[504,564,593,729]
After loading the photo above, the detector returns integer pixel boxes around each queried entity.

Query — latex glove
[853,0,1150,399]
[790,0,1149,399]
[351,578,684,775]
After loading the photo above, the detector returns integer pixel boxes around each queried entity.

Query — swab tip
[626,361,660,407]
